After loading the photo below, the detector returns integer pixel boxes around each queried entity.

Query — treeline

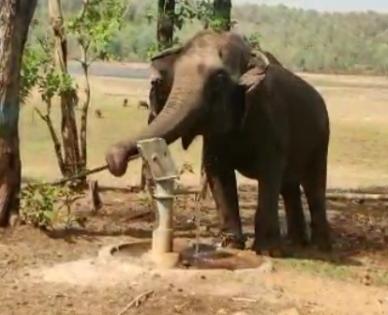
[32,1,388,74]
[235,4,388,74]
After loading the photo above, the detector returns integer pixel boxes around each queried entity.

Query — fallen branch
[117,290,154,315]
[25,154,140,187]
[46,164,109,186]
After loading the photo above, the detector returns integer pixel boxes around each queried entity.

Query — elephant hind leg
[281,181,308,246]
[302,155,331,251]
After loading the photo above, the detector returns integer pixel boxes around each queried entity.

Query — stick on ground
[117,290,154,315]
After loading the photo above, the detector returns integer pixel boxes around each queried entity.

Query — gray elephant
[144,46,280,196]
[106,31,331,254]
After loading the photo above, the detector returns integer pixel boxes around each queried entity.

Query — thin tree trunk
[157,0,175,50]
[34,104,66,175]
[0,0,37,226]
[79,46,90,168]
[213,0,232,31]
[48,0,82,178]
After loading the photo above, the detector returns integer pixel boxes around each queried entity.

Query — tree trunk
[79,47,90,170]
[48,0,82,178]
[0,0,37,226]
[157,0,175,50]
[213,0,232,31]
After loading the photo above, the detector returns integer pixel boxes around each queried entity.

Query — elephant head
[106,31,267,176]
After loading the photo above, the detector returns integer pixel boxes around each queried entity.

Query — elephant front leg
[253,172,283,255]
[204,146,244,249]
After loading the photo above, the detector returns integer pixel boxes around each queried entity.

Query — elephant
[106,31,331,254]
[143,46,282,196]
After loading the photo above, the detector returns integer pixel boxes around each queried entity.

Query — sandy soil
[1,186,387,315]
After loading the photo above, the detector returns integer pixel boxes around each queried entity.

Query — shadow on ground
[43,185,388,269]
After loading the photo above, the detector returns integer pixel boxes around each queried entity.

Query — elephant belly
[230,147,260,180]
[224,135,262,180]
[236,166,259,180]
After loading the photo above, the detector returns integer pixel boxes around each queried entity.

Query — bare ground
[1,186,387,315]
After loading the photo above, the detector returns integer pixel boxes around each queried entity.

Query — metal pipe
[152,178,175,254]
[136,138,178,257]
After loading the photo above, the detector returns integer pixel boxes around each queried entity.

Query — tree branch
[34,103,66,175]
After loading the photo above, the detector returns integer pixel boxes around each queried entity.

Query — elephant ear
[240,49,271,94]
[151,46,183,61]
[247,50,270,70]
[262,51,282,66]
[150,46,183,74]
[150,46,183,89]
[148,46,183,117]
[237,54,268,126]
[150,47,196,151]
[239,62,267,94]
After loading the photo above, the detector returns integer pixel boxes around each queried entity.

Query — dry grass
[20,68,388,189]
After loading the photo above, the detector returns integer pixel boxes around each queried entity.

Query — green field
[20,68,388,189]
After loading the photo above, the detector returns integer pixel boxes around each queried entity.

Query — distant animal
[138,100,149,110]
[123,98,128,107]
[95,109,103,119]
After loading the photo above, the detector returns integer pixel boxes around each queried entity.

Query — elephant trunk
[107,75,203,176]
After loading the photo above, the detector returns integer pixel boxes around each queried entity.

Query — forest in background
[32,0,388,74]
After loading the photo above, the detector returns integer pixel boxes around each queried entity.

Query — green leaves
[247,32,262,50]
[20,183,80,229]
[20,45,46,104]
[67,0,126,61]
[21,0,126,101]
[21,38,76,104]
[174,0,218,31]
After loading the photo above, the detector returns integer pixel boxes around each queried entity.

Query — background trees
[22,0,124,185]
[31,1,388,74]
[213,0,232,31]
[157,0,176,50]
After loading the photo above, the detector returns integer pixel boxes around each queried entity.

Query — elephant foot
[215,232,246,250]
[311,228,332,252]
[252,237,285,257]
[287,230,309,248]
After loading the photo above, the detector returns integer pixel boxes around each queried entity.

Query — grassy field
[20,67,388,189]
